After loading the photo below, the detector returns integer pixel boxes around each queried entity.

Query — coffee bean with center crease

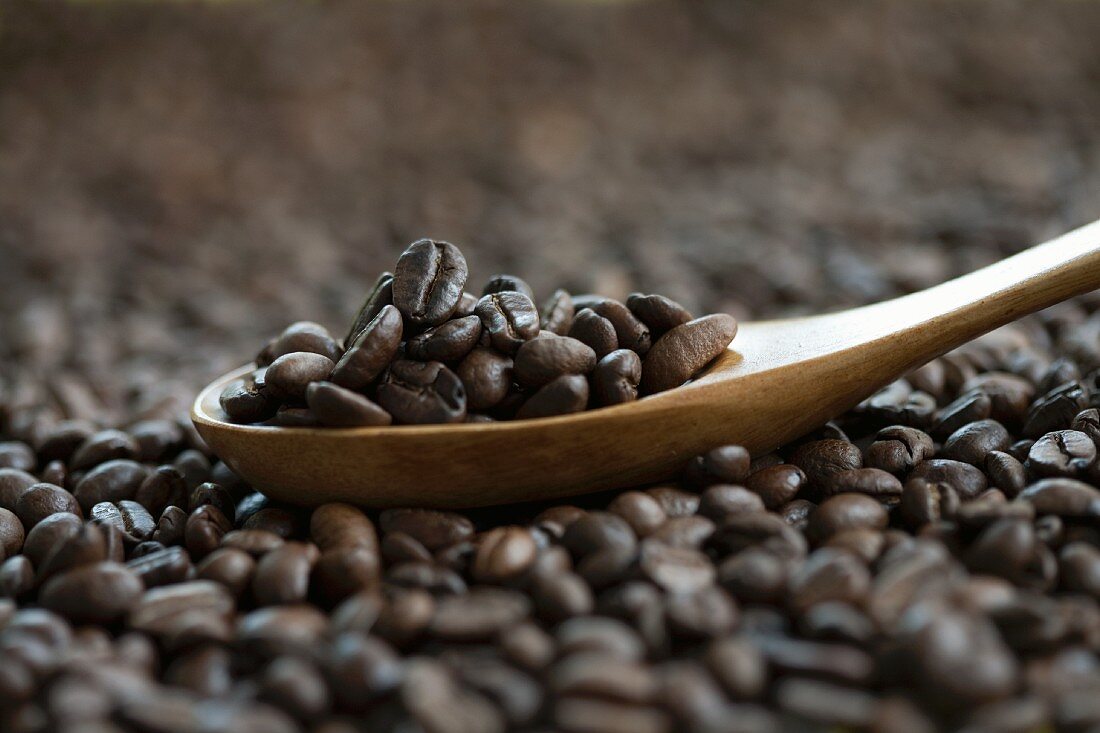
[985,450,1027,497]
[405,315,482,363]
[0,468,37,511]
[475,291,540,354]
[134,466,189,518]
[540,289,575,335]
[376,360,466,424]
[1017,479,1100,518]
[790,440,864,491]
[626,293,693,337]
[74,459,149,512]
[343,272,395,350]
[482,274,535,301]
[330,304,404,392]
[517,374,589,419]
[1026,430,1096,478]
[21,512,82,567]
[864,426,936,475]
[127,546,193,588]
[514,334,597,389]
[265,352,336,401]
[591,349,642,406]
[456,348,514,410]
[154,505,188,546]
[252,542,318,606]
[186,505,233,559]
[568,308,619,359]
[641,314,738,394]
[908,459,988,499]
[393,239,469,327]
[941,419,1012,468]
[261,321,342,365]
[1023,382,1090,439]
[746,465,807,510]
[473,526,538,583]
[15,484,81,529]
[932,391,993,441]
[590,299,652,355]
[90,500,156,545]
[899,479,959,529]
[219,377,279,424]
[306,382,392,427]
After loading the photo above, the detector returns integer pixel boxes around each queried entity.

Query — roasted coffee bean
[641,314,737,394]
[1026,429,1096,478]
[153,505,188,546]
[312,547,380,605]
[932,391,993,440]
[1023,382,1090,439]
[985,451,1027,497]
[1017,479,1100,518]
[746,464,806,510]
[790,439,864,489]
[405,314,482,362]
[393,239,469,327]
[263,321,342,364]
[126,546,193,588]
[516,374,589,419]
[0,555,33,599]
[134,466,188,518]
[331,304,405,392]
[252,542,317,606]
[185,505,233,559]
[70,430,139,472]
[475,291,540,354]
[638,539,714,594]
[540,289,575,335]
[514,334,597,389]
[73,459,148,512]
[0,442,35,472]
[562,511,637,558]
[626,293,693,336]
[899,479,959,529]
[343,272,395,349]
[242,505,303,538]
[15,484,81,528]
[865,426,936,475]
[942,419,1011,466]
[237,604,328,658]
[706,638,766,700]
[311,503,379,555]
[39,562,142,624]
[376,360,467,424]
[0,508,24,558]
[568,308,618,359]
[820,468,903,502]
[806,494,888,545]
[88,500,156,545]
[173,449,212,490]
[590,349,642,406]
[219,377,279,424]
[35,522,108,584]
[379,509,471,552]
[1059,542,1100,596]
[220,528,284,555]
[697,485,765,520]
[608,491,668,537]
[481,273,534,300]
[456,348,513,410]
[188,482,235,521]
[195,548,256,599]
[908,459,989,499]
[472,526,538,583]
[700,444,752,484]
[264,352,336,401]
[963,372,1035,427]
[305,382,392,427]
[0,468,37,512]
[590,298,652,355]
[259,655,331,720]
[21,512,82,568]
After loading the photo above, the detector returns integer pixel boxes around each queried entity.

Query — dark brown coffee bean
[312,547,380,606]
[134,466,188,518]
[907,611,1017,706]
[932,391,993,441]
[36,522,108,584]
[219,377,279,424]
[985,451,1027,497]
[746,464,806,510]
[1026,429,1096,478]
[343,272,395,349]
[70,430,139,471]
[252,542,317,606]
[393,239,469,326]
[899,479,959,529]
[15,484,81,528]
[406,315,482,363]
[708,512,807,560]
[1018,479,1100,518]
[242,505,304,538]
[237,604,328,658]
[706,638,766,700]
[39,562,142,624]
[126,546,192,588]
[265,352,335,401]
[568,308,619,359]
[379,510,472,556]
[0,508,24,558]
[73,459,148,513]
[591,349,642,406]
[259,655,331,720]
[21,512,81,568]
[550,652,658,702]
[608,491,668,537]
[312,503,379,553]
[788,548,871,615]
[153,505,188,546]
[331,304,405,392]
[376,360,467,424]
[454,347,513,411]
[1059,542,1100,596]
[591,299,651,355]
[429,587,530,641]
[517,374,589,419]
[540,289,575,335]
[529,571,593,623]
[1072,407,1100,445]
[0,441,35,472]
[561,511,637,558]
[701,444,752,484]
[185,505,232,559]
[303,382,391,427]
[190,480,237,521]
[777,678,877,729]
[626,293,693,337]
[697,485,765,521]
[472,526,538,583]
[806,494,888,545]
[173,449,212,490]
[908,459,989,499]
[195,548,256,599]
[220,528,284,556]
[790,439,864,490]
[963,372,1035,427]
[475,291,540,354]
[514,334,597,389]
[942,419,1011,466]
[641,314,737,394]
[0,556,33,599]
[480,273,534,300]
[1023,382,1090,439]
[649,515,715,549]
[865,426,935,475]
[820,467,903,503]
[0,468,37,512]
[639,539,714,594]
[264,321,342,364]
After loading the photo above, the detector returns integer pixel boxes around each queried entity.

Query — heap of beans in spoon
[220,240,738,427]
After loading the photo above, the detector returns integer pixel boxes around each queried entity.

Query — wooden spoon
[193,219,1100,508]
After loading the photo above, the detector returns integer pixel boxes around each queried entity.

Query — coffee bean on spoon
[540,289,575,336]
[517,374,589,419]
[513,334,597,389]
[568,308,618,359]
[330,304,404,391]
[260,321,342,366]
[457,348,514,411]
[641,314,738,394]
[265,352,336,400]
[482,274,535,301]
[343,272,395,349]
[405,315,482,362]
[626,293,693,336]
[219,377,279,424]
[376,360,467,424]
[306,382,393,427]
[590,298,651,355]
[591,349,642,406]
[475,291,540,354]
[393,239,469,327]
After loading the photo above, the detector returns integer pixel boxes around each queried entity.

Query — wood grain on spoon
[193,219,1100,508]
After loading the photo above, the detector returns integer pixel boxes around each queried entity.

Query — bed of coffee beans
[220,239,738,427]
[1,294,1099,732]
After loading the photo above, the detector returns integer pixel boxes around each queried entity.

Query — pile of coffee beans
[220,239,738,427]
[2,295,1100,732]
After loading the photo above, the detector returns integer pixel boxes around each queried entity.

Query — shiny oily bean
[306,382,392,427]
[405,315,482,362]
[472,527,538,583]
[154,505,188,546]
[15,484,81,528]
[908,458,988,499]
[343,272,394,349]
[376,360,467,424]
[591,349,642,406]
[941,419,1011,466]
[540,289,575,335]
[90,501,156,544]
[789,439,863,490]
[219,377,279,424]
[806,494,888,545]
[126,546,193,588]
[1027,429,1096,478]
[641,314,738,394]
[513,334,597,389]
[568,308,619,359]
[608,491,667,537]
[697,485,765,521]
[0,468,37,512]
[985,450,1027,497]
[265,321,342,363]
[516,374,589,419]
[0,508,24,558]
[185,505,233,559]
[626,293,693,336]
[591,298,652,355]
[312,546,381,605]
[70,430,139,471]
[393,239,469,327]
[746,464,807,510]
[134,466,188,518]
[475,291,540,354]
[482,273,535,300]
[73,459,148,512]
[36,523,109,584]
[195,548,256,599]
[864,426,935,475]
[932,391,993,441]
[265,352,335,401]
[330,304,404,391]
[456,347,513,411]
[819,468,903,503]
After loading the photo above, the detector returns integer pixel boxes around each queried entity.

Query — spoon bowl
[193,220,1100,507]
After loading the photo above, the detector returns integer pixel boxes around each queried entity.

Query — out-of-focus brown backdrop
[2,0,1099,424]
